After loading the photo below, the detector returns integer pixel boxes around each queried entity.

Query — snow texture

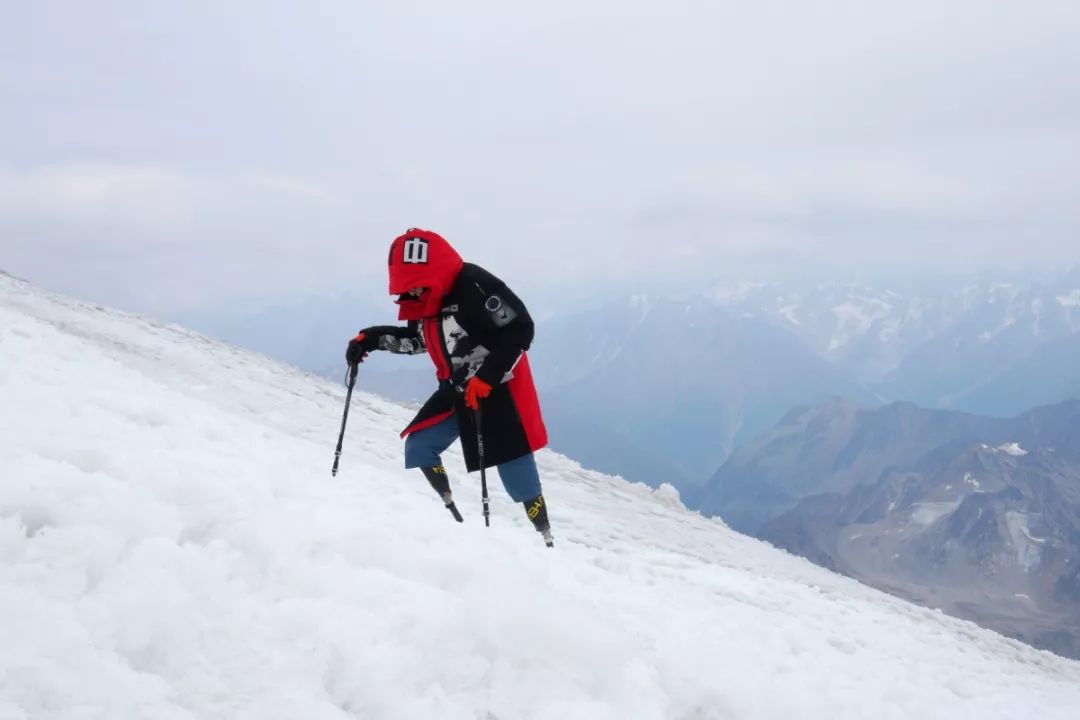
[776,304,801,327]
[827,297,893,353]
[910,501,961,527]
[1056,289,1080,308]
[1004,512,1045,572]
[996,442,1029,457]
[2,273,1080,720]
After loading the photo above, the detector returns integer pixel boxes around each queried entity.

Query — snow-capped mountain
[701,268,1080,397]
[531,269,1080,493]
[878,274,1080,409]
[704,280,950,381]
[5,271,1080,718]
[699,397,1080,659]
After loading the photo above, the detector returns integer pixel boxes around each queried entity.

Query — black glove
[345,329,381,365]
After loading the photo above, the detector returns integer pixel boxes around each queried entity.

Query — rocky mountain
[700,398,1080,659]
[878,276,1080,409]
[536,269,1080,493]
[697,398,1010,532]
[534,297,878,492]
[953,332,1080,417]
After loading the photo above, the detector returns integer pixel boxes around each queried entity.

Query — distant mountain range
[699,397,1080,659]
[701,268,1080,405]
[533,297,877,491]
[954,332,1080,416]
[532,268,1080,492]
[180,268,1080,497]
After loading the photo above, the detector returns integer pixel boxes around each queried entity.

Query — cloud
[0,164,381,311]
[1,1,1078,313]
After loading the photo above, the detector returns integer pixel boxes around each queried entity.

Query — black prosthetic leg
[421,465,464,522]
[523,494,554,547]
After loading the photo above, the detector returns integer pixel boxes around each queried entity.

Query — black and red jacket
[365,230,547,471]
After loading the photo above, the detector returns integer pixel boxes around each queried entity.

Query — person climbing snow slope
[345,229,553,546]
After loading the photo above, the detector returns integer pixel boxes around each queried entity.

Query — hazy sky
[2,1,1079,315]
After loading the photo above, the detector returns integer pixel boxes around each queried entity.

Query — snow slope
[2,272,1079,720]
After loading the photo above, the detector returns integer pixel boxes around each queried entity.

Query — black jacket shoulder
[452,263,506,298]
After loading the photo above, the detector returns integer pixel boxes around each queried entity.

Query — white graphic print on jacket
[441,312,519,388]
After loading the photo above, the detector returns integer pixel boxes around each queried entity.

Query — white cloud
[1,1,1078,312]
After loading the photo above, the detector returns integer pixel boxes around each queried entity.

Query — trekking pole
[475,404,491,527]
[331,363,359,476]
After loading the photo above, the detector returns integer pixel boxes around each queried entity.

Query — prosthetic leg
[420,465,464,522]
[523,494,554,547]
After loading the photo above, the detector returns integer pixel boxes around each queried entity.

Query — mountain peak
[705,396,1080,660]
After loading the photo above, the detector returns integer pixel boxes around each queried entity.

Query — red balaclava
[388,228,464,320]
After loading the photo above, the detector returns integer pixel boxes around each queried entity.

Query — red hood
[388,228,464,320]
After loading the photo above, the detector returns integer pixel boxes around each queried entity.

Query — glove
[345,330,381,365]
[464,376,493,410]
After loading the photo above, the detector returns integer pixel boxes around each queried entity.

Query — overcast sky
[2,1,1079,315]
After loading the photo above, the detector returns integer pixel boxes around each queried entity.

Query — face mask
[395,287,427,304]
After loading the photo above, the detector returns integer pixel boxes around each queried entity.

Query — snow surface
[1004,512,1045,572]
[827,297,893,353]
[3,273,1080,720]
[996,442,1029,457]
[1056,289,1080,308]
[910,501,961,527]
[776,304,801,327]
[704,282,766,305]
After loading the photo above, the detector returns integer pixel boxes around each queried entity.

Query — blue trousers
[404,415,541,502]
